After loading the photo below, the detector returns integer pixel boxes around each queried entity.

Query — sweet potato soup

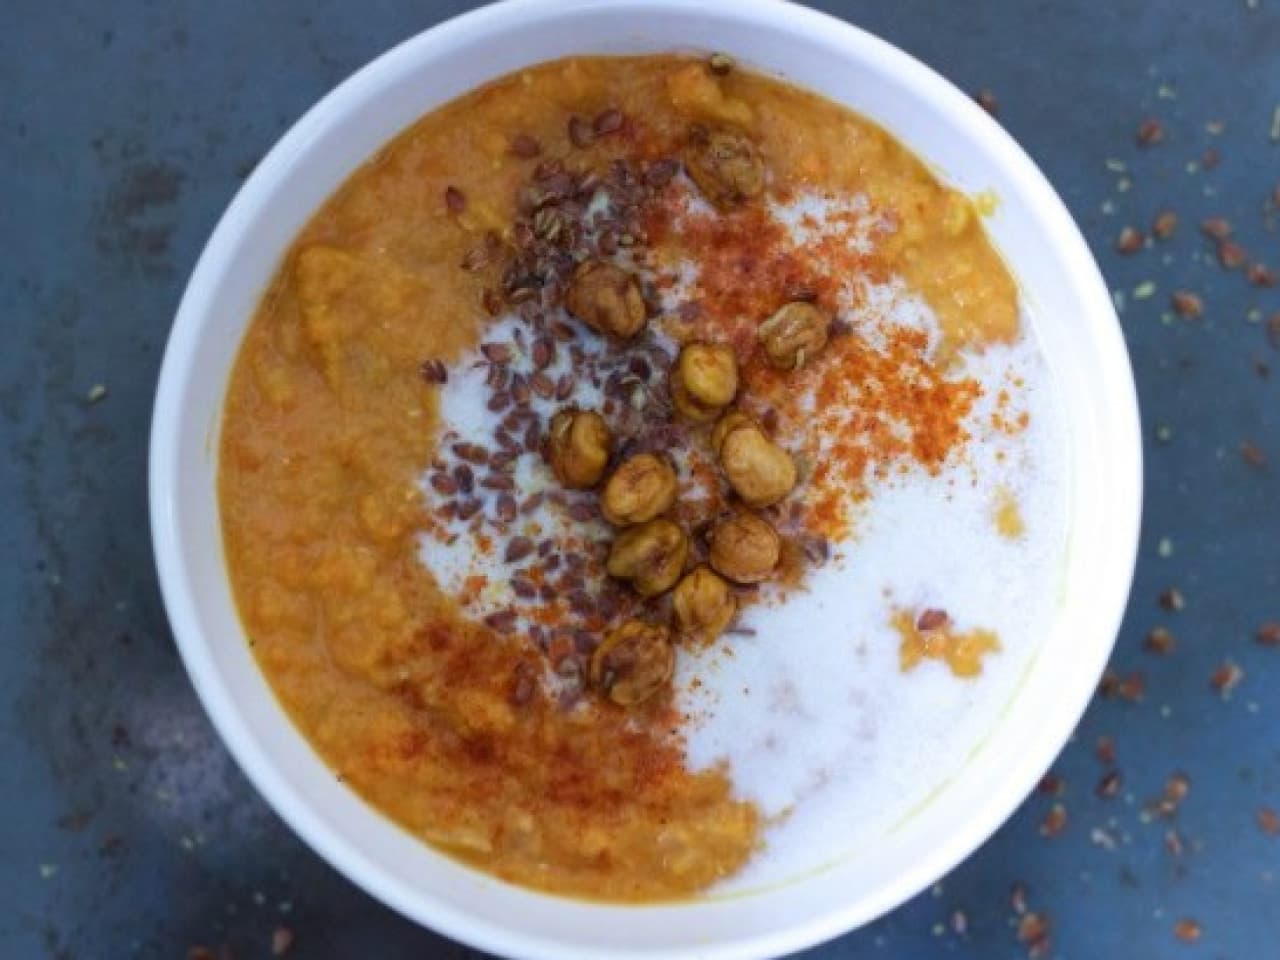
[219,54,1066,900]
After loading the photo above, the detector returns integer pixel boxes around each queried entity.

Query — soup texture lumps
[219,54,1068,901]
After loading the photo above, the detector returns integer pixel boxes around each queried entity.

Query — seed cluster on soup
[219,54,1038,901]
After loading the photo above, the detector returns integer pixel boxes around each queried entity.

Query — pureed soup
[219,55,1069,901]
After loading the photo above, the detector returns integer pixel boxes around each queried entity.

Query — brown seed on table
[1165,828,1184,856]
[510,133,541,158]
[1241,441,1266,467]
[418,359,448,384]
[521,492,545,514]
[1218,240,1246,269]
[1257,621,1280,646]
[916,608,950,631]
[429,473,457,496]
[1160,587,1185,611]
[512,577,537,600]
[1095,735,1116,766]
[1009,882,1028,915]
[1135,117,1164,146]
[444,185,466,213]
[1145,626,1176,654]
[1170,290,1203,318]
[271,926,294,956]
[1115,226,1144,254]
[1200,147,1221,169]
[1096,770,1122,798]
[1037,773,1064,796]
[1152,209,1178,240]
[593,108,624,135]
[1268,314,1280,350]
[1257,807,1280,836]
[487,391,511,413]
[1039,803,1067,837]
[457,498,482,521]
[974,88,999,116]
[1173,919,1201,943]
[1247,263,1277,287]
[1117,671,1145,702]
[1210,660,1243,695]
[1200,217,1232,240]
[1017,912,1048,944]
[568,115,595,148]
[522,420,540,451]
[505,537,535,564]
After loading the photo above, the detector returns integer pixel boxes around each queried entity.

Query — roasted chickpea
[671,342,738,421]
[564,260,647,338]
[711,409,758,455]
[606,518,689,597]
[758,301,830,370]
[685,127,765,208]
[548,408,611,489]
[708,511,780,584]
[601,453,678,526]
[719,422,797,508]
[590,619,675,706]
[673,565,737,643]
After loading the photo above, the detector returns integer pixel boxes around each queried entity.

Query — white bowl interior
[150,1,1141,958]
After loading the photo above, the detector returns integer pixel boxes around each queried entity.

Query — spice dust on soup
[219,55,1070,901]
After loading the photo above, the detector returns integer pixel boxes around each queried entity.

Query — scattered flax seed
[1257,621,1280,646]
[1115,226,1144,253]
[271,927,294,956]
[1269,314,1280,349]
[1218,239,1246,269]
[1200,148,1221,169]
[1165,828,1184,856]
[1145,626,1176,655]
[1037,773,1065,796]
[1096,770,1122,798]
[1119,671,1146,702]
[444,185,466,213]
[1240,441,1266,468]
[1152,210,1178,239]
[1039,803,1067,837]
[975,89,999,116]
[504,537,535,564]
[1170,290,1203,318]
[1173,918,1201,943]
[708,52,735,76]
[1096,735,1116,766]
[1247,262,1277,287]
[1210,660,1244,697]
[1257,807,1280,836]
[1136,117,1165,146]
[1098,670,1120,697]
[1165,771,1191,804]
[1200,217,1232,240]
[1160,588,1185,612]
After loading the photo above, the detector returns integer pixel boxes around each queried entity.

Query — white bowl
[149,0,1142,957]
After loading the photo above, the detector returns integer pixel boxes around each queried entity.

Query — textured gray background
[3,1,1278,957]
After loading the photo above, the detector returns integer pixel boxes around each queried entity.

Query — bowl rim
[149,0,1142,957]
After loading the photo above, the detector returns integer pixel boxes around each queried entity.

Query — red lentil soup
[219,54,1019,901]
